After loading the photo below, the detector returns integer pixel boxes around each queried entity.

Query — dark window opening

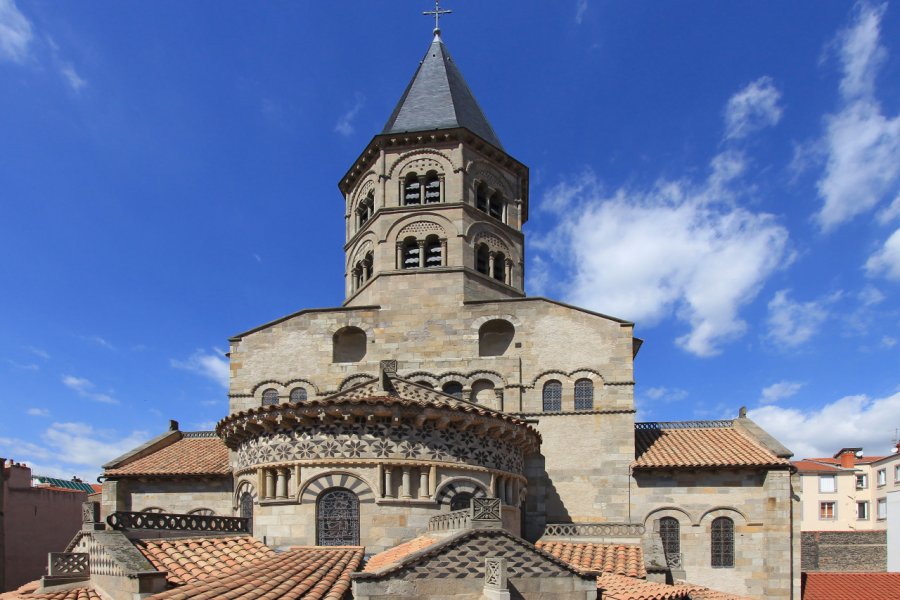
[450,492,473,511]
[475,244,490,275]
[425,235,442,268]
[404,174,421,205]
[316,488,360,546]
[424,172,441,203]
[442,381,463,399]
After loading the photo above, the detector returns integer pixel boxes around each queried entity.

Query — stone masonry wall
[801,530,887,572]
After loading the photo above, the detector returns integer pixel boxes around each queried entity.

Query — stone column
[401,467,412,499]
[276,469,288,499]
[384,468,394,498]
[265,470,275,500]
[396,242,404,270]
[417,240,426,268]
[504,259,512,285]
[419,470,429,499]
[488,251,496,279]
[441,238,448,266]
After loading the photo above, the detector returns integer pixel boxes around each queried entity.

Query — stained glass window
[711,517,734,568]
[317,488,360,546]
[659,517,680,566]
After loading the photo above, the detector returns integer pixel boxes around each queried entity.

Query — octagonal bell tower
[339,30,529,308]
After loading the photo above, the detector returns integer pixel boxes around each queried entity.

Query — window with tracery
[425,235,442,268]
[316,488,360,546]
[711,517,734,568]
[574,379,594,410]
[404,174,421,205]
[659,517,680,566]
[542,380,562,412]
[424,172,441,203]
[262,388,279,406]
[442,381,463,399]
[450,492,473,511]
[290,387,307,403]
[240,491,254,533]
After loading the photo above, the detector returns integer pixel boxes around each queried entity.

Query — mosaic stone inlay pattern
[402,536,571,580]
[236,421,524,473]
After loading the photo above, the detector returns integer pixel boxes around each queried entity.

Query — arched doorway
[316,488,360,546]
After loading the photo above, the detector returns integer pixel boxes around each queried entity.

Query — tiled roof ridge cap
[635,420,734,430]
[355,529,598,581]
[181,431,217,438]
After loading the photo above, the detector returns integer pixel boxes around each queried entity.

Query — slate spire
[382,32,503,150]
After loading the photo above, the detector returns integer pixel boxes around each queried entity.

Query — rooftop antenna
[424,0,452,38]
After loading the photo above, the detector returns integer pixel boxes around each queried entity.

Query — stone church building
[19,25,800,600]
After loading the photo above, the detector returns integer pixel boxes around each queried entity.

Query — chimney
[834,447,862,468]
[169,419,179,431]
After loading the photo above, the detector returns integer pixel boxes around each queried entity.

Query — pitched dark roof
[382,33,503,150]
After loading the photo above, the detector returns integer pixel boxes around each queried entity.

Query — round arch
[298,471,376,505]
[434,477,488,506]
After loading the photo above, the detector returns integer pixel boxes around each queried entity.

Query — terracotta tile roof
[807,456,887,465]
[597,574,693,600]
[633,421,790,469]
[802,572,900,600]
[792,460,846,473]
[147,546,364,600]
[0,582,101,600]
[135,535,275,585]
[363,535,438,572]
[534,541,646,578]
[104,436,230,477]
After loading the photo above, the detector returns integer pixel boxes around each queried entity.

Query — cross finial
[424,0,452,37]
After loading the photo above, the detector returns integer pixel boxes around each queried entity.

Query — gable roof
[791,460,848,474]
[146,546,363,600]
[534,541,645,578]
[382,33,503,150]
[633,420,791,469]
[0,582,101,600]
[104,433,230,477]
[135,536,275,585]
[802,572,900,600]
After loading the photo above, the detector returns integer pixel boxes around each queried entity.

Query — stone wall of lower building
[801,530,887,571]
[102,478,233,517]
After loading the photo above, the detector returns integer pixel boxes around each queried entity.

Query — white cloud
[334,92,365,136]
[750,390,900,458]
[26,407,49,417]
[644,386,688,402]
[60,63,86,92]
[0,421,149,480]
[760,381,804,404]
[881,336,897,348]
[877,194,900,224]
[61,374,118,404]
[865,227,900,280]
[83,335,116,350]
[0,0,32,63]
[194,420,218,431]
[575,0,589,25]
[171,348,229,388]
[5,359,38,371]
[815,2,900,230]
[27,346,50,360]
[537,154,790,357]
[724,76,783,140]
[765,289,836,348]
[858,284,885,306]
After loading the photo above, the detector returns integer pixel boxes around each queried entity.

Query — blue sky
[1,1,899,481]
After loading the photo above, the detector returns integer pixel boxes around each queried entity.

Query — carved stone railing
[428,497,504,532]
[665,552,683,569]
[48,552,89,576]
[428,508,471,532]
[542,522,645,538]
[106,511,249,533]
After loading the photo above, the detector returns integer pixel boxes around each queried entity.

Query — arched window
[479,319,515,356]
[357,192,374,228]
[442,381,463,400]
[450,492,473,511]
[188,508,215,516]
[488,192,504,221]
[402,237,420,269]
[492,252,506,282]
[316,488,360,546]
[404,173,421,205]
[711,517,734,568]
[290,387,308,403]
[332,326,367,363]
[425,235,442,268]
[476,182,488,212]
[659,517,680,566]
[574,379,594,410]
[424,172,441,203]
[471,379,496,405]
[262,388,279,406]
[542,380,562,412]
[475,244,490,275]
[240,491,254,533]
[363,251,373,280]
[142,507,165,514]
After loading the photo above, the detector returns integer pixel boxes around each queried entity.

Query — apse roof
[382,33,503,150]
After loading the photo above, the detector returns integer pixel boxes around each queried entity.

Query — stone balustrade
[106,511,249,533]
[542,522,645,538]
[48,552,89,576]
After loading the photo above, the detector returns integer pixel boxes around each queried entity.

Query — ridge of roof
[104,435,229,477]
[382,35,503,150]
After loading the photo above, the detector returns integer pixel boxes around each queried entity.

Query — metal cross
[424,0,452,33]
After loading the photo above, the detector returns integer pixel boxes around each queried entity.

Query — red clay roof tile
[802,572,900,600]
[535,541,646,578]
[363,535,439,572]
[135,536,274,585]
[0,582,102,600]
[633,423,789,469]
[104,437,229,477]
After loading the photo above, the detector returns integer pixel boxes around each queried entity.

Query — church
[9,15,800,600]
